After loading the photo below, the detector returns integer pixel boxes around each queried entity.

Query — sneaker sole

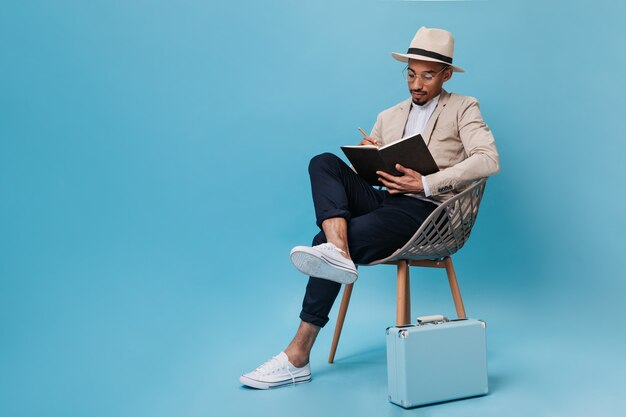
[240,374,312,390]
[290,250,358,285]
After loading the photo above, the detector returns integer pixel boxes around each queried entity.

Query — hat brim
[391,52,464,73]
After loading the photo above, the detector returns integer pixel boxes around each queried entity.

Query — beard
[411,89,428,106]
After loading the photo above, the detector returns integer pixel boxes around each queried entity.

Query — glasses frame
[403,65,451,84]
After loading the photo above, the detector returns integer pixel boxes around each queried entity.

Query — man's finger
[395,164,417,175]
[378,177,398,189]
[359,136,379,147]
[376,170,399,181]
[365,136,379,146]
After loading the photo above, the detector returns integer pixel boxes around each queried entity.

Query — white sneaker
[290,242,358,284]
[240,352,311,389]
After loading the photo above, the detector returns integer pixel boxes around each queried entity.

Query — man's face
[407,58,452,105]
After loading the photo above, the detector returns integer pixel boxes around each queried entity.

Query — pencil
[358,127,368,137]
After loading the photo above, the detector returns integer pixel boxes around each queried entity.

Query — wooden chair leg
[328,283,354,364]
[396,260,411,325]
[444,257,466,319]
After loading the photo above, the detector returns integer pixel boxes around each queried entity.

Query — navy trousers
[299,153,438,327]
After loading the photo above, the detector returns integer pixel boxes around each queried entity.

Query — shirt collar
[411,94,440,112]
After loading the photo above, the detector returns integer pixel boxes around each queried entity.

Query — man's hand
[377,164,424,194]
[358,135,380,147]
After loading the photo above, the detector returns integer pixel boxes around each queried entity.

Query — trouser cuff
[299,310,329,328]
[316,209,350,229]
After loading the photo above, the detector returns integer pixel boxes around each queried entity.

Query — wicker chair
[328,178,488,363]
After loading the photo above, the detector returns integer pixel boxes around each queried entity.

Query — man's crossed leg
[240,153,436,389]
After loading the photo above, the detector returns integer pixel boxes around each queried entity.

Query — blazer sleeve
[424,97,500,196]
[370,112,383,143]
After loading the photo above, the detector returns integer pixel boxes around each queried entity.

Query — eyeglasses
[403,66,450,84]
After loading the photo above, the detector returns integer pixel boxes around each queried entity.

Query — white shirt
[402,95,440,199]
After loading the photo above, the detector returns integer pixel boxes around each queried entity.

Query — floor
[2,239,624,417]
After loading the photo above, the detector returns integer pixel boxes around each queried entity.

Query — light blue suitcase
[386,315,488,408]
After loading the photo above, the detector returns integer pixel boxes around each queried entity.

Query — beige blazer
[369,89,500,202]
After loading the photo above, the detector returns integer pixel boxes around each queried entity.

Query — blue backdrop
[1,1,625,416]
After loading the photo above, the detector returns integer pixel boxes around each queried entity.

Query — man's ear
[443,68,453,82]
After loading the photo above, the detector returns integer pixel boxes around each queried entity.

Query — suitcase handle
[416,315,449,325]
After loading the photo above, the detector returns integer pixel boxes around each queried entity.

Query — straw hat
[392,27,464,73]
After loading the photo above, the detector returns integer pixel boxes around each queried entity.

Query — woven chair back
[370,178,487,264]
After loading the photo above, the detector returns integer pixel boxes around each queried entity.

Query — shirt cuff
[422,176,431,197]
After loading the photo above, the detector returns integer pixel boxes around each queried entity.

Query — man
[240,27,500,389]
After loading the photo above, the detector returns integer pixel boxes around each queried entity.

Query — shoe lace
[319,242,345,254]
[255,355,297,385]
[255,356,283,375]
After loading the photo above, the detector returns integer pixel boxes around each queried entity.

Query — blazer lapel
[423,89,450,146]
[388,98,412,142]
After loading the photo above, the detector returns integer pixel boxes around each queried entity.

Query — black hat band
[407,47,453,64]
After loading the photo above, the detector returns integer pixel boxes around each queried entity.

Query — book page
[379,134,415,150]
